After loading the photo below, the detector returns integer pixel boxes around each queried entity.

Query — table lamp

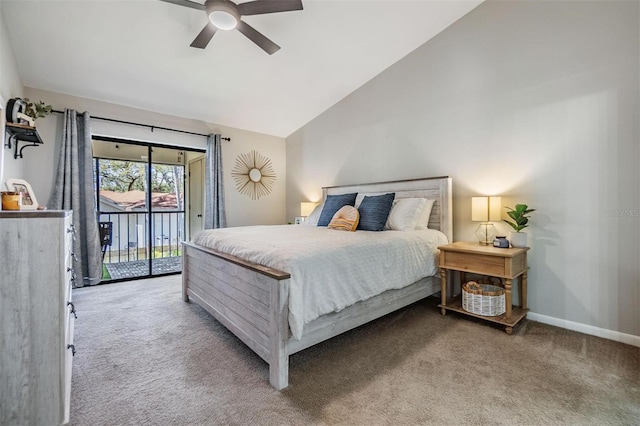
[300,202,318,217]
[472,196,501,245]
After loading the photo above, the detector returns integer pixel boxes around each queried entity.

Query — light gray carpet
[70,275,639,425]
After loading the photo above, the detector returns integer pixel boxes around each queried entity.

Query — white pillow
[415,199,435,230]
[301,204,323,226]
[386,198,428,231]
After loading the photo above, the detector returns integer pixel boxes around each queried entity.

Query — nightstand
[438,241,530,334]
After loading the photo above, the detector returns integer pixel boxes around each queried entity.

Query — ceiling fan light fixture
[209,11,237,30]
[206,0,240,30]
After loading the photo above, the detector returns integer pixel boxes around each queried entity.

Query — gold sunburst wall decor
[231,150,276,200]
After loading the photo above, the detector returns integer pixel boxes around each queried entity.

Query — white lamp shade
[489,196,501,221]
[471,197,488,221]
[300,202,318,217]
[472,196,501,222]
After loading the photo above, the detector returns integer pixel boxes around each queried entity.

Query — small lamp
[300,202,318,218]
[472,196,501,245]
[297,202,319,224]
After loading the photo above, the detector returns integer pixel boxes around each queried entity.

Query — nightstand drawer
[442,251,507,276]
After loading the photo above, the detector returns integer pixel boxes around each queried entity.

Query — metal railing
[98,211,184,265]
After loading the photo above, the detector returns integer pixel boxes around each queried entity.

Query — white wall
[22,88,286,227]
[0,5,25,184]
[286,1,639,338]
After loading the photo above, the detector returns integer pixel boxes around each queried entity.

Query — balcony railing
[98,211,184,279]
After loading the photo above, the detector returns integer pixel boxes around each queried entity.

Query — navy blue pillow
[317,193,358,227]
[357,193,396,231]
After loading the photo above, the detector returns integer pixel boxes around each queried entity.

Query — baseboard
[527,312,640,348]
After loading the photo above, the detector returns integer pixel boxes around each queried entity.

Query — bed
[181,176,453,389]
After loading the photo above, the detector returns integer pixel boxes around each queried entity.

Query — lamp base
[475,223,497,246]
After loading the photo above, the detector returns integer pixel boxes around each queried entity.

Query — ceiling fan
[160,0,303,54]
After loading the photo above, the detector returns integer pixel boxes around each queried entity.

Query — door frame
[187,155,205,240]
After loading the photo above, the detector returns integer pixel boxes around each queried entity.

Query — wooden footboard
[182,241,291,389]
[183,240,440,389]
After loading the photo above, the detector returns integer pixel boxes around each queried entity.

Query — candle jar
[1,191,21,210]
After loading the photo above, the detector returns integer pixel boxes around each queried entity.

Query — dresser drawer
[65,289,76,344]
[63,313,75,425]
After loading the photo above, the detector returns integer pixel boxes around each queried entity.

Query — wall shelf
[4,122,43,159]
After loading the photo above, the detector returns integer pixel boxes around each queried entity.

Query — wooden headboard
[322,176,453,242]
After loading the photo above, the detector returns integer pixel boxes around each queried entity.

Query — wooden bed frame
[181,176,453,389]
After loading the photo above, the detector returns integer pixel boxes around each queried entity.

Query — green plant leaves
[504,204,535,232]
[19,98,52,120]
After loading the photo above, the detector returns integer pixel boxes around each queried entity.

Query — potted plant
[21,98,52,121]
[503,204,535,248]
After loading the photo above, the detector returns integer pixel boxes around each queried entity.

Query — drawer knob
[67,301,77,319]
[67,344,76,356]
[67,224,76,240]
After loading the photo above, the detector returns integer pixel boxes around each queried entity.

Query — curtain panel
[49,109,102,287]
[204,134,226,229]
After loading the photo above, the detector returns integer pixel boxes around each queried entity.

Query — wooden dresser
[0,210,76,425]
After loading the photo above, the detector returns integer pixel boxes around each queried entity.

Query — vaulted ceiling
[2,0,482,137]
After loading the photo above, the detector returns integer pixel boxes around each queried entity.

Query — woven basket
[462,281,505,316]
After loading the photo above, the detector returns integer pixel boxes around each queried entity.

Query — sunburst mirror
[231,150,276,200]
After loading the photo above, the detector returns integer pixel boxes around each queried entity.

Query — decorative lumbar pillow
[386,198,428,231]
[317,193,358,226]
[328,206,360,231]
[415,199,436,230]
[357,193,396,231]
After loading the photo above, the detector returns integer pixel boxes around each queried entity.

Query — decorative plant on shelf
[504,204,535,248]
[20,98,53,120]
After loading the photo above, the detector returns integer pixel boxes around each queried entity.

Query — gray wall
[2,0,287,227]
[12,88,287,228]
[286,1,639,337]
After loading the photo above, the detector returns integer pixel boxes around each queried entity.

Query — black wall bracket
[4,123,43,159]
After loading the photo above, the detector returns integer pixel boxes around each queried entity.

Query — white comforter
[192,225,448,339]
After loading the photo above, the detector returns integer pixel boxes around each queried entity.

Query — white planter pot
[509,232,527,248]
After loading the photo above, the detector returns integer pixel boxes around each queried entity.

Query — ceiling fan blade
[236,20,280,55]
[158,0,206,11]
[238,0,303,16]
[190,22,218,49]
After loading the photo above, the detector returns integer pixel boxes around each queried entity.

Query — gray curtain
[49,109,102,287]
[204,133,226,229]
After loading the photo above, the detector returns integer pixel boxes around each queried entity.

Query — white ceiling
[2,0,481,138]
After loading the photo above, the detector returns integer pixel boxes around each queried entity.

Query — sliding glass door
[149,146,185,276]
[93,138,188,282]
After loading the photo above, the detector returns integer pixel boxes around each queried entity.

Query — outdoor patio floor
[104,256,181,280]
